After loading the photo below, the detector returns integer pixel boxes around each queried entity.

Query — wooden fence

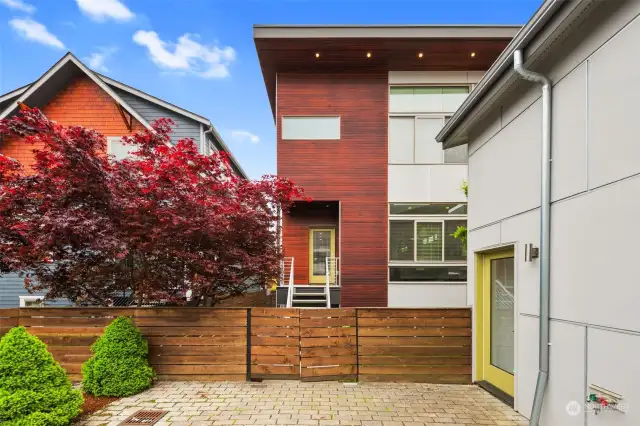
[0,307,471,383]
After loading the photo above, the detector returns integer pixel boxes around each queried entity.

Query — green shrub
[82,316,154,397]
[0,326,83,425]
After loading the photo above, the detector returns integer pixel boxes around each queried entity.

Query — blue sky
[0,0,541,179]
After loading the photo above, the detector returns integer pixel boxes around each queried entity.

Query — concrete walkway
[76,381,528,426]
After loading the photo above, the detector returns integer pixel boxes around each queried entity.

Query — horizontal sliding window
[389,219,467,262]
[281,116,340,140]
[390,203,467,216]
[390,85,470,113]
[389,266,467,282]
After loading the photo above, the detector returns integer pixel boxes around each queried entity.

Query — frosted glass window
[390,86,469,113]
[415,117,443,163]
[281,116,340,140]
[108,137,138,160]
[389,117,415,164]
[491,257,515,374]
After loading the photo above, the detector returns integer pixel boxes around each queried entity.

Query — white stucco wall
[465,2,640,424]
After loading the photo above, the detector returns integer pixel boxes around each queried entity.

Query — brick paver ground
[76,381,528,426]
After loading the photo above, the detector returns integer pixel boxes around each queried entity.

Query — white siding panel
[429,165,468,202]
[516,315,539,419]
[588,15,640,188]
[551,175,640,331]
[442,93,468,113]
[500,210,540,316]
[388,283,466,307]
[388,165,467,203]
[388,165,430,202]
[552,63,588,201]
[539,321,586,426]
[281,116,340,140]
[389,117,415,164]
[587,328,640,426]
[468,101,541,229]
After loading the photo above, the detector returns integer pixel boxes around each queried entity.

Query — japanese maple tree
[0,108,305,306]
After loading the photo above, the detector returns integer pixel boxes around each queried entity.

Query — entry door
[477,248,515,396]
[308,229,335,284]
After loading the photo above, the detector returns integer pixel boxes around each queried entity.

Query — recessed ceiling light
[315,52,320,58]
[366,52,372,58]
[470,52,476,58]
[418,52,424,58]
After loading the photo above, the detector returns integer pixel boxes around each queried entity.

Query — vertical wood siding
[277,73,389,306]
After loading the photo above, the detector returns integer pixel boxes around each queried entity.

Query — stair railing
[286,257,294,308]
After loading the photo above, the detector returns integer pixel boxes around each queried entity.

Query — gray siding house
[0,53,247,308]
[438,0,640,425]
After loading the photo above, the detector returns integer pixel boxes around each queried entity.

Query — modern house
[437,0,640,424]
[0,52,247,308]
[254,25,519,308]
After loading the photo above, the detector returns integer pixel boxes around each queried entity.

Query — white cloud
[0,0,35,13]
[133,30,235,79]
[84,47,118,73]
[230,130,260,144]
[9,18,65,49]
[75,0,134,22]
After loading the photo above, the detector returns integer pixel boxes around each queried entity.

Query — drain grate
[119,410,168,425]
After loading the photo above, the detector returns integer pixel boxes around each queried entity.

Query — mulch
[78,393,119,419]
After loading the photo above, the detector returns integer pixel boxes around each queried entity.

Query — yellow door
[476,248,515,396]
[308,228,335,284]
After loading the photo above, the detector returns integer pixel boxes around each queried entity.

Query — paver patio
[76,381,528,426]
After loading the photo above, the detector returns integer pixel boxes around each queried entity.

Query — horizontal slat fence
[1,307,471,383]
[250,308,300,379]
[300,309,357,381]
[358,309,472,383]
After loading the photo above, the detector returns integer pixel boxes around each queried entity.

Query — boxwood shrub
[82,316,154,397]
[0,326,83,425]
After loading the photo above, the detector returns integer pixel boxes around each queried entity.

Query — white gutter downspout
[513,49,552,426]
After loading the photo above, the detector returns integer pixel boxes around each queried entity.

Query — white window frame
[19,295,44,307]
[107,136,139,160]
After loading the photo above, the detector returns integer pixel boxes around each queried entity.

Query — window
[389,219,467,262]
[389,115,467,165]
[389,86,470,113]
[390,203,467,215]
[19,295,44,307]
[107,137,139,160]
[389,221,414,261]
[389,265,467,282]
[281,116,340,140]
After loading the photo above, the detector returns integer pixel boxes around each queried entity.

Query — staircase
[291,285,328,308]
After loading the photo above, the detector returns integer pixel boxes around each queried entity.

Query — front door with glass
[477,248,515,396]
[308,228,335,284]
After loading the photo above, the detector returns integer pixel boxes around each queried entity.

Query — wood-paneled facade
[277,73,389,307]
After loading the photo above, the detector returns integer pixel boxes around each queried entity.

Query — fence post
[355,308,359,382]
[246,308,251,382]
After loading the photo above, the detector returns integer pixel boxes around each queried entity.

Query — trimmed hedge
[82,316,155,397]
[0,326,83,425]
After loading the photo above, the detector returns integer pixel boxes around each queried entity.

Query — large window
[389,115,468,165]
[281,116,340,140]
[389,219,466,262]
[389,202,467,283]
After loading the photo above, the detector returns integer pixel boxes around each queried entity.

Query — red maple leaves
[0,108,305,306]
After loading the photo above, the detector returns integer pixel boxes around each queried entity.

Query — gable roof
[0,53,248,179]
[0,52,152,131]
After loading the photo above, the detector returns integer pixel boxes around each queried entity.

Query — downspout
[203,125,214,155]
[513,49,552,426]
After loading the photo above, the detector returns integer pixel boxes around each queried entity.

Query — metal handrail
[286,257,294,308]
